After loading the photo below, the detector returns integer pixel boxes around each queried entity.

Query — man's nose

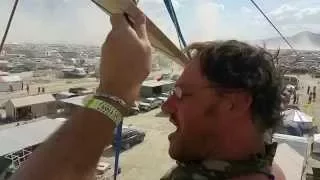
[161,95,177,114]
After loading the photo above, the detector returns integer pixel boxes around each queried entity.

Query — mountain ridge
[254,31,320,50]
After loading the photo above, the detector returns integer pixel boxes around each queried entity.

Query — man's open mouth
[168,115,180,140]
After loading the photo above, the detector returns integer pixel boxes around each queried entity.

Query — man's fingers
[110,13,129,29]
[125,5,148,39]
[110,4,148,40]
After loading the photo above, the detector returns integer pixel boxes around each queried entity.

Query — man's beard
[169,102,221,162]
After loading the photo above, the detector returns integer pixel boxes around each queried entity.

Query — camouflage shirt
[161,143,277,180]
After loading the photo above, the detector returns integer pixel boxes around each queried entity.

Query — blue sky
[1,0,320,45]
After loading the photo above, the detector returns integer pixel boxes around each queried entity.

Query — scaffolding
[4,147,34,170]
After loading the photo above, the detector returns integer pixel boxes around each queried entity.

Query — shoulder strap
[161,142,278,180]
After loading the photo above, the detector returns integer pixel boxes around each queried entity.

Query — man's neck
[207,122,265,161]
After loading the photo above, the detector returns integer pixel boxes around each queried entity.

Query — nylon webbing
[164,0,187,49]
[114,121,123,180]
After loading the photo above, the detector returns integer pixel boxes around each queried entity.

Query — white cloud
[172,0,186,10]
[140,0,225,43]
[268,4,320,24]
[4,0,319,46]
[140,0,185,11]
[241,6,253,14]
[186,1,224,42]
[243,2,320,42]
[211,3,224,11]
[139,0,180,46]
[0,0,111,45]
[267,3,320,29]
[269,4,297,16]
[295,7,320,20]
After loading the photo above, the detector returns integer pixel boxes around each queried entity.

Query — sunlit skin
[162,58,286,180]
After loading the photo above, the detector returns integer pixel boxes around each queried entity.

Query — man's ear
[229,92,252,114]
[217,93,233,112]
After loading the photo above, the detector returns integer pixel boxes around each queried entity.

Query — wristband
[95,91,128,108]
[84,96,123,125]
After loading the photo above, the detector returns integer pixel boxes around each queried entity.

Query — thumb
[110,13,129,29]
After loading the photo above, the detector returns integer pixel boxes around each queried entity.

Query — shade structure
[282,109,313,131]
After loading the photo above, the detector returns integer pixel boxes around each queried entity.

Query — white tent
[282,109,313,130]
[0,75,23,92]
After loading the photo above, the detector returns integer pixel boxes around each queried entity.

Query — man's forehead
[176,59,208,87]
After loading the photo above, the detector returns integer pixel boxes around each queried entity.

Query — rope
[0,0,20,54]
[114,121,123,180]
[248,0,299,55]
[163,0,187,49]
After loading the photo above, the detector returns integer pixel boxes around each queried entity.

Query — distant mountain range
[253,31,320,50]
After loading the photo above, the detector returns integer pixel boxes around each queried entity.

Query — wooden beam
[92,0,188,67]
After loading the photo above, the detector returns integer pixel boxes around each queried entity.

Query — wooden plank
[92,0,188,67]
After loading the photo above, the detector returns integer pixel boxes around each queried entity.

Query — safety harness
[161,142,278,180]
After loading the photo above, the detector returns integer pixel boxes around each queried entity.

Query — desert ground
[102,108,176,180]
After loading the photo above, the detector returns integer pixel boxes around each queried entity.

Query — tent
[282,109,313,132]
[0,75,22,92]
[283,109,312,123]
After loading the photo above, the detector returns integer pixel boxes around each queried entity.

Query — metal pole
[0,0,20,54]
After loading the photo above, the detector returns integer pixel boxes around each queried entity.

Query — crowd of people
[280,84,317,110]
[307,85,317,104]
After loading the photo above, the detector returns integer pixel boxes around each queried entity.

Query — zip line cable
[0,0,20,54]
[114,121,123,180]
[248,0,299,55]
[164,0,187,49]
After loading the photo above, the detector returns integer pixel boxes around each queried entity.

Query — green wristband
[85,97,123,125]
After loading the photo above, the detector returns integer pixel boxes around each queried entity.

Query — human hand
[99,5,152,105]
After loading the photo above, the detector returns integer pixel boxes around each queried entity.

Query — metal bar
[91,0,188,66]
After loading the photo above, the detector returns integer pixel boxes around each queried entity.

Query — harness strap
[114,121,123,180]
[162,142,278,180]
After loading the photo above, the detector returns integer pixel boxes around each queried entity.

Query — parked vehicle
[171,74,180,81]
[95,161,121,180]
[154,92,172,103]
[161,92,171,97]
[68,87,93,96]
[157,96,168,103]
[128,106,140,116]
[162,73,171,80]
[144,97,162,108]
[113,126,146,150]
[53,91,78,100]
[138,102,152,112]
[138,97,162,112]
